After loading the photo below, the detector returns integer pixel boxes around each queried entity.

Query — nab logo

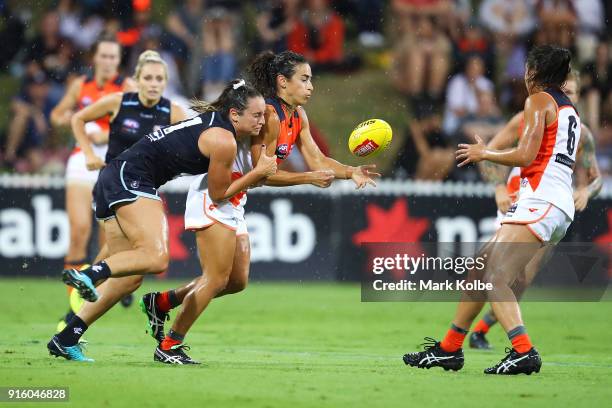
[276,144,290,160]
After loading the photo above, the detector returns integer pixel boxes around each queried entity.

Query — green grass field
[1,278,611,407]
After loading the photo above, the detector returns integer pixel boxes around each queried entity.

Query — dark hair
[190,79,262,117]
[247,51,308,98]
[92,34,121,55]
[526,45,571,89]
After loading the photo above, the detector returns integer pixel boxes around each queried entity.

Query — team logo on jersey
[276,143,290,160]
[130,180,140,189]
[507,204,518,215]
[81,96,92,107]
[122,118,140,134]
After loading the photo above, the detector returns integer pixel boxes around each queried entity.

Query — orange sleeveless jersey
[77,74,126,132]
[265,97,302,163]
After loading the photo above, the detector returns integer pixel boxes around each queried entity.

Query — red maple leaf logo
[353,198,430,279]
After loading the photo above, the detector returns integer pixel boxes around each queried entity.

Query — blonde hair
[133,50,168,80]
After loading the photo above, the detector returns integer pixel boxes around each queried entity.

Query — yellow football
[348,119,392,157]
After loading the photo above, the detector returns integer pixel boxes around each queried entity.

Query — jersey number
[567,115,577,155]
[146,116,203,141]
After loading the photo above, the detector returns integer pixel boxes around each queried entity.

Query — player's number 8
[567,115,577,155]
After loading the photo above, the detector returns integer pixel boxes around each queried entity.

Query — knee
[225,275,248,294]
[125,276,144,293]
[145,249,170,274]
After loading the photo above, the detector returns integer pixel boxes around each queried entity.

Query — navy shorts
[94,160,161,220]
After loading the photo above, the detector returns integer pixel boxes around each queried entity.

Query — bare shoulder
[296,106,309,127]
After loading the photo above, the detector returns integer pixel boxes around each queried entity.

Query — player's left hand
[456,135,486,167]
[351,164,380,189]
[573,187,589,212]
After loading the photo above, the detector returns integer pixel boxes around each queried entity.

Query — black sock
[56,316,88,347]
[168,290,181,309]
[80,261,111,284]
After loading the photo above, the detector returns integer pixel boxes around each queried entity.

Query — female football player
[139,51,380,364]
[404,45,578,375]
[48,80,277,362]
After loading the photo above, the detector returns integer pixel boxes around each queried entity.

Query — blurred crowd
[0,0,610,184]
[392,0,612,183]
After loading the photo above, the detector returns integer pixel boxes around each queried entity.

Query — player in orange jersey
[139,51,380,364]
[404,45,578,375]
[469,70,602,349]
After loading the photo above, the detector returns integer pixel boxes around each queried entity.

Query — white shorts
[184,174,248,235]
[65,146,108,185]
[501,197,572,244]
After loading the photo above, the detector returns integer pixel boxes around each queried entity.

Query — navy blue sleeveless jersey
[106,92,171,163]
[114,110,236,188]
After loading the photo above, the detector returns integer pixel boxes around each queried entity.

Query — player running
[139,51,380,364]
[50,36,136,328]
[403,45,578,375]
[47,80,277,362]
[469,70,602,349]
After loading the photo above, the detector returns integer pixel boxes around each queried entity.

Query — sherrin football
[348,119,392,157]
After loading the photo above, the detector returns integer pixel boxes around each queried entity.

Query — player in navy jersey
[53,50,186,333]
[48,79,277,362]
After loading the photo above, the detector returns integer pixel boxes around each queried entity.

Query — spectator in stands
[0,2,26,72]
[534,0,577,49]
[395,112,454,181]
[1,72,55,173]
[391,0,451,114]
[458,89,504,143]
[57,0,105,52]
[452,19,495,76]
[332,0,386,48]
[164,0,205,69]
[478,0,534,112]
[574,0,604,64]
[255,0,299,53]
[287,0,360,73]
[582,39,612,134]
[442,54,494,137]
[23,9,78,104]
[201,3,239,100]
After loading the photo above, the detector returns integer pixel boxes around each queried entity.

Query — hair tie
[233,79,246,90]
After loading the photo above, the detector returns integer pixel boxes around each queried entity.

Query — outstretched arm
[250,107,334,188]
[296,108,380,189]
[456,93,553,168]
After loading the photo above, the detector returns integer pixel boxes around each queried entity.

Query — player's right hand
[495,184,512,213]
[85,154,105,171]
[309,170,334,188]
[255,144,277,177]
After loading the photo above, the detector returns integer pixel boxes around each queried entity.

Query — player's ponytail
[247,51,308,98]
[134,50,168,79]
[190,79,262,117]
